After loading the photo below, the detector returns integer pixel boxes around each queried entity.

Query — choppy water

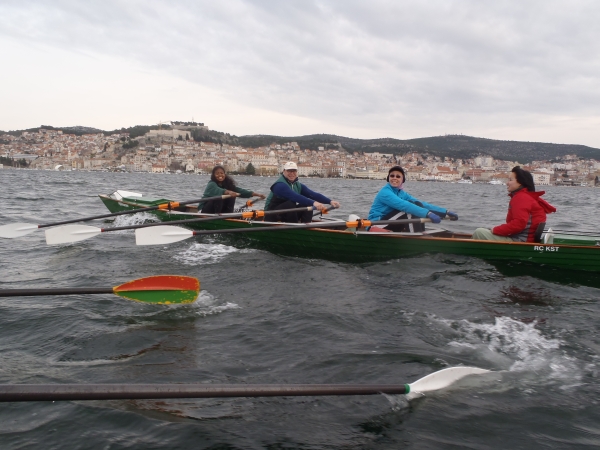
[1,169,599,449]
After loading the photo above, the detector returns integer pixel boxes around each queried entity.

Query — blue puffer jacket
[367,184,447,221]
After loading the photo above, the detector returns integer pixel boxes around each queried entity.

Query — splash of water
[173,242,253,266]
[112,212,159,227]
[443,316,581,381]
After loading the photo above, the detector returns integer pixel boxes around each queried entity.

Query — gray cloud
[1,0,600,143]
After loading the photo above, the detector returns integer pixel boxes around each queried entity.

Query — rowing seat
[533,222,546,243]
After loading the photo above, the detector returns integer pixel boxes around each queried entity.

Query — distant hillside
[4,125,106,137]
[403,135,600,163]
[3,125,599,163]
[238,134,600,163]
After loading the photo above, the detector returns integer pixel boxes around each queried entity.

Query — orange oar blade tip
[113,276,200,305]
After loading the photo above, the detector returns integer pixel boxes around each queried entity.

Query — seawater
[0,170,599,449]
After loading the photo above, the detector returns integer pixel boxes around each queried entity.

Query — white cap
[283,161,298,170]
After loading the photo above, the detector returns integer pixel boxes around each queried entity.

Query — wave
[172,242,253,266]
[438,316,581,382]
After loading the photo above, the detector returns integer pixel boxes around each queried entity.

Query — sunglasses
[388,174,403,179]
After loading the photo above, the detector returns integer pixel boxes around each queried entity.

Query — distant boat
[489,179,504,185]
[457,179,472,184]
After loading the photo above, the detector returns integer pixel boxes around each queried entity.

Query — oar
[136,217,434,246]
[245,197,264,208]
[0,195,234,239]
[544,229,599,236]
[233,197,264,212]
[45,206,321,245]
[0,366,490,402]
[0,275,200,305]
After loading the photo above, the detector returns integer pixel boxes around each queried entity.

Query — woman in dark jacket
[472,166,556,242]
[200,166,265,214]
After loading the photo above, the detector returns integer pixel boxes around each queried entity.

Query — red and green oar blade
[0,366,491,402]
[0,275,200,305]
[113,275,200,304]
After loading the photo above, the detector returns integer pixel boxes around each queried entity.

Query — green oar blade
[135,225,194,246]
[0,223,39,239]
[407,366,490,393]
[45,225,102,245]
[112,275,200,304]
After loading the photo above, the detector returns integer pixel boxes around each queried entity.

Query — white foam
[441,316,581,381]
[383,393,411,410]
[190,290,241,315]
[172,242,253,266]
[112,212,159,228]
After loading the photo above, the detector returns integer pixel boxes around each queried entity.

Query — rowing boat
[99,191,600,273]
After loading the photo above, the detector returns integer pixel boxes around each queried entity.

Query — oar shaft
[545,229,599,236]
[0,288,114,297]
[189,218,431,237]
[0,383,409,402]
[104,206,316,232]
[37,195,232,229]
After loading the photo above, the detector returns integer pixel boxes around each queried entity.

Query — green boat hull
[99,194,600,273]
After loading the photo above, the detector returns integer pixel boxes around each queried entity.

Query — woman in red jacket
[472,166,556,242]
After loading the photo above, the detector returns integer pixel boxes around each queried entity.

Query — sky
[1,0,600,147]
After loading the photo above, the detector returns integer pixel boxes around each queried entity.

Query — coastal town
[1,122,599,187]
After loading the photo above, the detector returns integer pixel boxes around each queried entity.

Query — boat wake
[440,316,582,382]
[173,242,254,266]
[108,212,160,233]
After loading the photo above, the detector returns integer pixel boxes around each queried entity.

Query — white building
[532,172,551,185]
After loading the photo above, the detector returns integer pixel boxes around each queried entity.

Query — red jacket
[492,189,556,242]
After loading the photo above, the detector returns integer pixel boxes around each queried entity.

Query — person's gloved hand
[427,212,442,224]
[446,211,459,221]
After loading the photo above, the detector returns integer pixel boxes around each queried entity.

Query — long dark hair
[211,165,236,190]
[512,166,535,192]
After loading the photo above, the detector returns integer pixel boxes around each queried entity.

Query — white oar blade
[0,223,39,238]
[408,367,490,393]
[45,225,102,245]
[135,225,194,246]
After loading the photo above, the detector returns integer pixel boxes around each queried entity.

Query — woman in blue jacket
[368,166,458,232]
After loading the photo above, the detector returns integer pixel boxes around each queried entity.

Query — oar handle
[37,195,232,228]
[0,288,114,297]
[245,197,265,207]
[313,204,337,216]
[0,383,409,402]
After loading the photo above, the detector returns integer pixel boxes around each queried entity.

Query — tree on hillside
[169,161,185,172]
[122,139,139,150]
[245,163,256,175]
